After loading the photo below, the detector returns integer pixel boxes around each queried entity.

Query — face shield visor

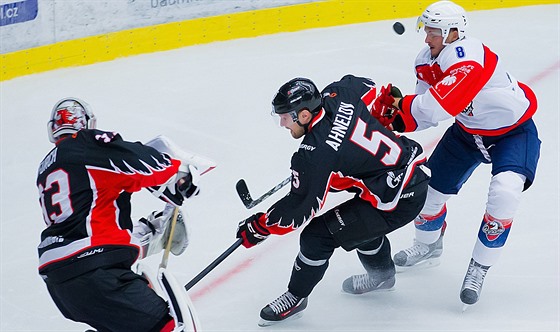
[271,106,299,128]
[417,16,451,43]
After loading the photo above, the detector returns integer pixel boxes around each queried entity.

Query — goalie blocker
[132,204,189,259]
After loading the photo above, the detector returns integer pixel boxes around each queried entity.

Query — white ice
[1,5,559,331]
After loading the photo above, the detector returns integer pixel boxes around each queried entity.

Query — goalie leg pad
[158,268,201,332]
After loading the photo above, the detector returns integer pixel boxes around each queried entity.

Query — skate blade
[395,258,440,273]
[462,303,472,312]
[258,312,304,327]
[342,284,396,295]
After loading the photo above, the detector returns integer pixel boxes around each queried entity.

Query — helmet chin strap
[296,120,309,134]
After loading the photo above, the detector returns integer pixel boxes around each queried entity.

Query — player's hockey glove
[372,84,402,128]
[236,213,270,248]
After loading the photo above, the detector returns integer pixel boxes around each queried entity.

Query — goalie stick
[235,176,291,209]
[159,206,180,269]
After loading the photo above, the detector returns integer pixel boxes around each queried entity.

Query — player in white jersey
[371,1,541,306]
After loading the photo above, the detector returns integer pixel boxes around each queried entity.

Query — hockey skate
[393,219,447,273]
[342,273,396,294]
[258,291,308,327]
[460,258,490,308]
[393,236,443,272]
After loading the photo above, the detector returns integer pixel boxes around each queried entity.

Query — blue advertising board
[1,0,38,26]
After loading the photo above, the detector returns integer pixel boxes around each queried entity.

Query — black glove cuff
[392,115,406,132]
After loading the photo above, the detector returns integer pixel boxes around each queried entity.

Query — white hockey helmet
[48,98,96,143]
[417,1,468,45]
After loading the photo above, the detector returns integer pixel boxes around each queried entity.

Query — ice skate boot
[393,236,443,271]
[342,273,396,294]
[258,291,308,327]
[393,221,446,271]
[460,258,490,308]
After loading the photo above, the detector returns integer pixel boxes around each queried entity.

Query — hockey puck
[393,22,405,35]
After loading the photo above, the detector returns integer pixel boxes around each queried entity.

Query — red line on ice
[525,60,560,86]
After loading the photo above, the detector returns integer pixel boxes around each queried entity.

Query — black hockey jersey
[36,129,180,280]
[265,75,428,235]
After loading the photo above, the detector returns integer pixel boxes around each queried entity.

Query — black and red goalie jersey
[264,75,428,235]
[36,129,180,280]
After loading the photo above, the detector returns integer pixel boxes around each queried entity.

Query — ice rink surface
[1,4,559,331]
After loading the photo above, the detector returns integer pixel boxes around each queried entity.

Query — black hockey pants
[287,170,428,298]
[45,266,173,332]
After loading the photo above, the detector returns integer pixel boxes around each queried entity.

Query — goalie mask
[417,0,468,45]
[48,98,96,143]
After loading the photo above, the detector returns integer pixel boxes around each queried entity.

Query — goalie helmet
[48,98,96,143]
[417,1,468,45]
[272,78,322,121]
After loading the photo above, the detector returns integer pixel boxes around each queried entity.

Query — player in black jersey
[37,98,200,331]
[235,75,431,326]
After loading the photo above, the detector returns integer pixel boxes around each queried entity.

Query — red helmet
[48,98,96,143]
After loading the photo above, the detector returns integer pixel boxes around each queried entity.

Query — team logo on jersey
[432,64,473,100]
[440,75,457,86]
[386,171,403,188]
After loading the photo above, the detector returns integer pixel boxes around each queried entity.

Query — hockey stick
[159,206,180,269]
[235,176,291,209]
[184,238,243,291]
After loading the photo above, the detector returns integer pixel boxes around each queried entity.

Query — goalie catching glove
[371,83,403,128]
[236,213,270,248]
[133,204,189,259]
[148,164,200,206]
